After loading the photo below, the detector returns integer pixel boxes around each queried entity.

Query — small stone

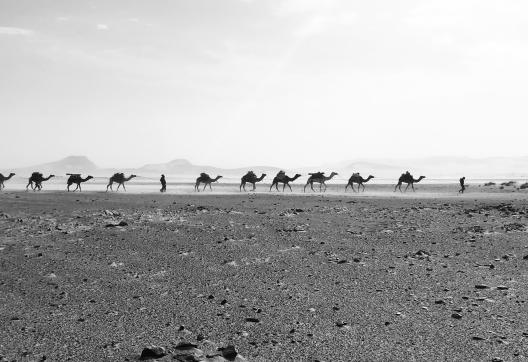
[496,285,509,290]
[175,342,198,350]
[140,346,166,360]
[435,300,445,304]
[335,321,347,327]
[451,313,462,319]
[220,345,238,360]
[472,336,486,341]
[475,284,489,289]
[245,317,260,323]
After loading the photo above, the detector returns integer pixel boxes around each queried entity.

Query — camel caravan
[0,169,433,193]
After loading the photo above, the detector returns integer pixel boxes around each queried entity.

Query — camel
[0,173,15,190]
[304,171,338,192]
[345,173,375,192]
[66,174,94,192]
[106,173,136,192]
[26,172,55,191]
[240,171,266,192]
[195,173,222,192]
[269,171,301,192]
[394,172,426,192]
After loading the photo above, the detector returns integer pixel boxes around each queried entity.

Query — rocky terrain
[0,192,527,361]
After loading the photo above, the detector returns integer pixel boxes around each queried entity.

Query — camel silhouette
[66,174,94,192]
[26,172,55,191]
[269,171,301,192]
[0,173,15,190]
[304,172,338,192]
[240,171,266,192]
[106,173,136,192]
[345,173,374,192]
[195,173,222,192]
[394,172,426,192]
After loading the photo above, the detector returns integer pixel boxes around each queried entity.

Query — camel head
[50,175,55,178]
[329,172,338,177]
[214,175,223,182]
[9,173,15,177]
[366,175,375,180]
[416,176,426,182]
[293,174,301,179]
[86,175,94,181]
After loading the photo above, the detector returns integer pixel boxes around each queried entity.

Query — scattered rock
[140,346,166,360]
[502,223,526,232]
[451,313,462,319]
[336,321,348,327]
[245,317,260,323]
[219,345,238,360]
[475,284,489,289]
[105,221,127,228]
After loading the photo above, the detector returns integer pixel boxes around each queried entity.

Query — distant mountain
[10,155,528,182]
[14,156,99,175]
[139,159,284,181]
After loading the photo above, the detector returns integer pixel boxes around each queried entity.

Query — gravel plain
[1,191,527,361]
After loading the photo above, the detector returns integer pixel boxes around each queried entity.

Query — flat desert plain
[1,191,527,361]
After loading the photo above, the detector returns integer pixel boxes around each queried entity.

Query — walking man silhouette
[459,176,466,194]
[160,174,167,193]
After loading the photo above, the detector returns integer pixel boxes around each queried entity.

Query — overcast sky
[1,0,527,169]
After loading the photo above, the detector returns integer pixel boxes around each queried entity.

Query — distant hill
[14,156,99,175]
[10,155,528,181]
[138,159,284,181]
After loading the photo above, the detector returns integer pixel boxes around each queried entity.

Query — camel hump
[309,172,325,177]
[247,170,255,176]
[352,172,360,176]
[112,172,124,178]
[277,170,285,176]
[31,172,42,178]
[200,172,209,178]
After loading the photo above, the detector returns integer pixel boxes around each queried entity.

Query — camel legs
[75,184,81,192]
[361,183,366,192]
[251,183,256,192]
[208,183,212,191]
[106,181,113,192]
[240,182,244,192]
[394,182,402,192]
[26,180,32,191]
[404,183,411,192]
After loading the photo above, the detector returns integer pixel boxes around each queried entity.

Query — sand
[0,191,527,361]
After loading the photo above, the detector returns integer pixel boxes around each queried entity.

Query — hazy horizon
[2,0,528,168]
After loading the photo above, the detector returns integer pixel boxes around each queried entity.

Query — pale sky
[1,0,528,169]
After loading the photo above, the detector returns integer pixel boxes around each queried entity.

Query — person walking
[459,176,466,194]
[160,174,167,193]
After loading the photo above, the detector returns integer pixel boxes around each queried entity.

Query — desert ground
[0,190,527,361]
